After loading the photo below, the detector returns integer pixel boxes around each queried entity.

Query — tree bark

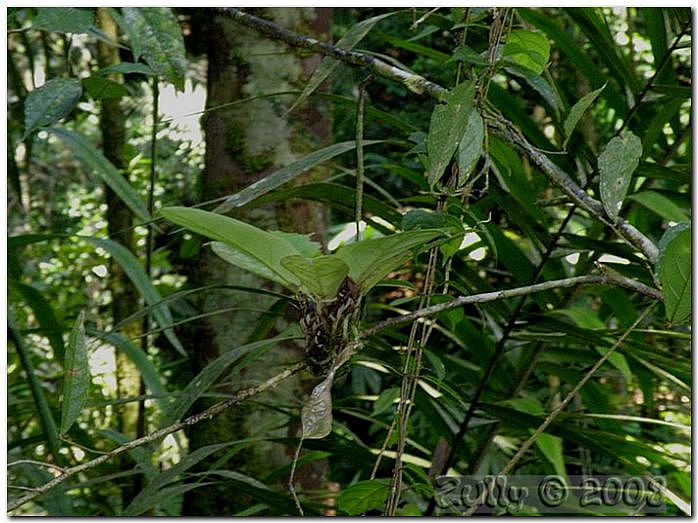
[181,8,332,515]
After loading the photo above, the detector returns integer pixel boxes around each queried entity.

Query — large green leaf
[33,7,94,33]
[281,255,349,299]
[84,237,184,355]
[60,311,89,434]
[334,229,447,294]
[211,242,292,288]
[598,130,642,220]
[23,79,82,138]
[121,8,186,90]
[502,29,550,75]
[160,207,302,289]
[288,11,398,113]
[213,141,381,213]
[338,479,390,515]
[47,127,151,223]
[563,83,606,147]
[657,223,691,324]
[426,81,475,187]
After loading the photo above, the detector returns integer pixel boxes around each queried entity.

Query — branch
[221,8,659,264]
[363,273,661,337]
[7,362,306,513]
[462,304,655,516]
[218,8,447,99]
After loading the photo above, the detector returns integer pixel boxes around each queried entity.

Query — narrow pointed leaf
[161,206,302,289]
[627,191,689,222]
[47,127,151,223]
[564,83,606,146]
[11,280,66,360]
[121,7,186,90]
[288,11,398,113]
[84,237,184,355]
[23,79,82,138]
[213,141,380,213]
[281,255,349,299]
[599,130,642,220]
[427,81,475,187]
[657,222,691,324]
[60,311,89,434]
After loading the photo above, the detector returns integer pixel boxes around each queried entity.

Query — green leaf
[23,78,82,138]
[97,62,155,76]
[161,336,289,427]
[372,387,400,415]
[334,229,447,294]
[33,7,94,33]
[401,209,463,235]
[82,76,129,100]
[47,127,151,223]
[121,8,186,90]
[124,442,232,515]
[563,83,606,146]
[505,64,563,117]
[502,29,550,75]
[288,11,398,113]
[11,280,65,360]
[213,141,381,213]
[535,433,567,479]
[211,242,292,287]
[457,108,484,184]
[657,223,691,324]
[598,130,642,220]
[60,311,89,434]
[627,191,689,222]
[281,255,349,299]
[161,207,302,289]
[426,81,475,187]
[338,479,390,515]
[83,237,184,356]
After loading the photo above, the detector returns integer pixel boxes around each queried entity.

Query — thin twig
[462,304,655,516]
[8,460,65,473]
[355,76,370,242]
[8,362,306,512]
[363,273,661,338]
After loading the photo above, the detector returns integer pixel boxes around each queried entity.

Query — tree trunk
[181,8,332,515]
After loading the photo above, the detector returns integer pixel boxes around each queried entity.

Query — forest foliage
[6,6,692,516]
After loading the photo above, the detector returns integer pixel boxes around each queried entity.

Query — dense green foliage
[7,7,691,516]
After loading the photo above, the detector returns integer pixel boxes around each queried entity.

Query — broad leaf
[211,242,292,287]
[563,83,606,146]
[47,128,151,223]
[334,229,447,294]
[457,108,484,185]
[426,81,475,187]
[657,223,691,324]
[161,207,302,289]
[33,7,94,33]
[214,141,381,213]
[82,76,129,100]
[97,62,155,76]
[599,130,642,220]
[281,255,349,299]
[24,79,82,138]
[122,8,186,90]
[83,237,184,355]
[502,29,550,75]
[60,311,89,434]
[338,479,390,515]
[288,11,398,113]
